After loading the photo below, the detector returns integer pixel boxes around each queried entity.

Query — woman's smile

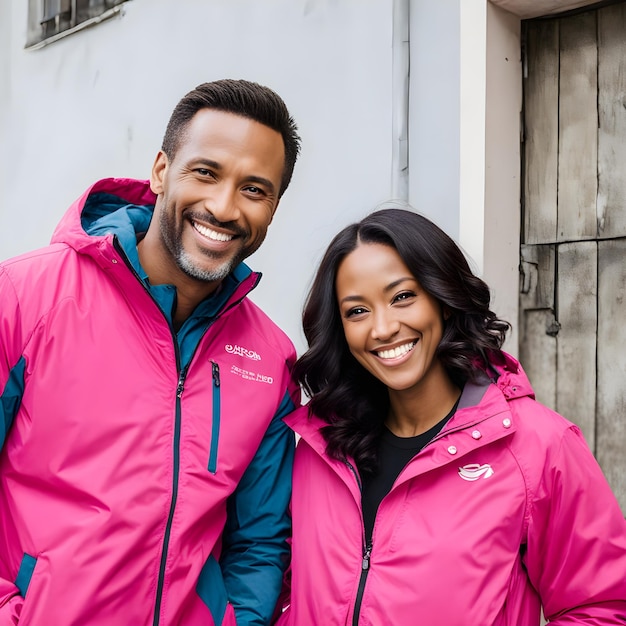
[372,340,417,361]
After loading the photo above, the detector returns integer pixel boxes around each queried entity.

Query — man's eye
[244,185,262,195]
[195,168,213,177]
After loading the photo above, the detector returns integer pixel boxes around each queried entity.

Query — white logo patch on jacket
[458,463,494,481]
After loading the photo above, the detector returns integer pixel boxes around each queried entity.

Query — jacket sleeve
[524,424,626,624]
[0,266,25,624]
[220,388,297,626]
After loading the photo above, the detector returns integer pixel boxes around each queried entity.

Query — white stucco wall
[0,2,12,212]
[408,0,521,353]
[1,0,529,356]
[484,2,522,353]
[0,0,395,353]
[408,0,461,239]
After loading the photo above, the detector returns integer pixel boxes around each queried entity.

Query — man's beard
[174,247,238,282]
[159,206,247,282]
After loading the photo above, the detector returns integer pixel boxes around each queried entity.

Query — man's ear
[150,151,168,195]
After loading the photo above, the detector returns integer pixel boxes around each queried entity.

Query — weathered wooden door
[521,2,626,512]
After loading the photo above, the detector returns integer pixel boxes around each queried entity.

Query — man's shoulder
[0,244,88,337]
[1,243,75,280]
[0,243,95,307]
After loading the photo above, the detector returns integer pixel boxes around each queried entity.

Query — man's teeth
[376,342,416,359]
[193,221,233,242]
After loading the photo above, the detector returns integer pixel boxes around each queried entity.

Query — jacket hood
[50,178,156,254]
[485,350,534,401]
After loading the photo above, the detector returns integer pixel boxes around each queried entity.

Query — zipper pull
[211,361,220,387]
[361,544,372,570]
[177,367,188,398]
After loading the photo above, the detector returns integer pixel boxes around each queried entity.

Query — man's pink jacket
[0,178,299,625]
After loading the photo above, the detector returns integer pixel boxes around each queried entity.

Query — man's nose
[205,185,240,224]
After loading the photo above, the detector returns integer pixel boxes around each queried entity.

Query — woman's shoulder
[487,352,580,444]
[284,405,330,453]
[508,394,578,438]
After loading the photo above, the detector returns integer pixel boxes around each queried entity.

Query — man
[0,79,301,626]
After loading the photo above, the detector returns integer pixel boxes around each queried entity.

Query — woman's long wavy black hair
[293,208,511,473]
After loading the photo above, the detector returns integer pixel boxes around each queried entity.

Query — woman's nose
[371,312,400,341]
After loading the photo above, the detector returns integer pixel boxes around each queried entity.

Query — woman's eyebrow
[383,277,415,292]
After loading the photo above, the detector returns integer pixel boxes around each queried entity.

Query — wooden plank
[598,3,626,240]
[520,244,555,310]
[557,12,598,242]
[555,241,597,450]
[519,244,557,409]
[519,310,558,410]
[523,20,559,245]
[596,239,626,513]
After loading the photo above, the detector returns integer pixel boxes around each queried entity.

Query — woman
[277,208,626,625]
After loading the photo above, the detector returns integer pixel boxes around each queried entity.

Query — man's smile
[191,220,235,242]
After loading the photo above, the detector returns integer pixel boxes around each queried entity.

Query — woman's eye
[346,306,367,318]
[393,291,415,303]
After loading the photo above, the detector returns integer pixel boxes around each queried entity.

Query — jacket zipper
[344,460,371,626]
[110,238,249,625]
[109,240,185,626]
[352,542,372,626]
[109,240,196,626]
[208,361,221,473]
[153,359,187,626]
[345,459,362,491]
[348,414,499,625]
[351,419,467,625]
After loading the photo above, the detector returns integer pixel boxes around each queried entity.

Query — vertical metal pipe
[392,0,410,200]
[70,0,78,27]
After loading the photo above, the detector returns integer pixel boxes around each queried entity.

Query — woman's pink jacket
[278,353,626,625]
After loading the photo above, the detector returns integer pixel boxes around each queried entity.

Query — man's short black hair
[161,79,301,198]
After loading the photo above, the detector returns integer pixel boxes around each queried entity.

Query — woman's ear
[443,306,452,321]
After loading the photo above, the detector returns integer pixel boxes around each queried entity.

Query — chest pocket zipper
[208,361,221,473]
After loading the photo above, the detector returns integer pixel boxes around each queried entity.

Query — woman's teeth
[376,341,416,359]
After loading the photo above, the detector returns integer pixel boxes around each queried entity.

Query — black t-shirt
[360,399,459,545]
